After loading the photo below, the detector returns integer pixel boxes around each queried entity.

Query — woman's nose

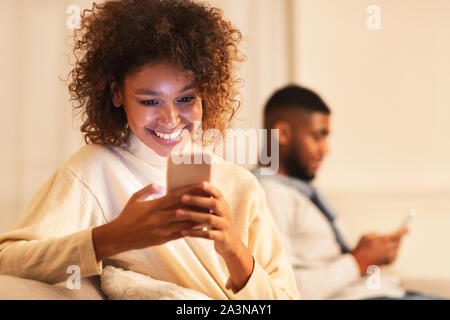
[157,102,180,128]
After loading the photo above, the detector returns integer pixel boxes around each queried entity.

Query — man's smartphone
[398,208,417,230]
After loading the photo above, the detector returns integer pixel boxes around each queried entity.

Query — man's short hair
[264,84,331,128]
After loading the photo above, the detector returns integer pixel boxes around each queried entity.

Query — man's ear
[273,120,291,146]
[110,80,123,108]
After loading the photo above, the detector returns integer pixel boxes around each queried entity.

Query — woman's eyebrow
[134,84,195,95]
[179,84,195,93]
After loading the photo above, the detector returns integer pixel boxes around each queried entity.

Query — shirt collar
[273,175,315,198]
[253,168,315,198]
[253,168,339,221]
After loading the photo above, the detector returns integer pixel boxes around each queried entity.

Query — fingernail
[182,195,190,201]
[176,209,185,217]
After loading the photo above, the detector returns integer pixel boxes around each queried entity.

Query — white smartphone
[398,208,417,230]
[166,151,212,192]
[167,151,213,231]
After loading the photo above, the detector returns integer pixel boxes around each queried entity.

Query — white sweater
[258,176,405,300]
[0,133,299,300]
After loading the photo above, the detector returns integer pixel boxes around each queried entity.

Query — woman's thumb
[136,183,166,201]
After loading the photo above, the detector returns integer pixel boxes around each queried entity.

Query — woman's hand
[92,183,204,261]
[175,181,255,291]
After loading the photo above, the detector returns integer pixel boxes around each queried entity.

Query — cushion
[100,265,212,300]
[0,275,105,300]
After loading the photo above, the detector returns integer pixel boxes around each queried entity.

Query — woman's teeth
[153,129,184,141]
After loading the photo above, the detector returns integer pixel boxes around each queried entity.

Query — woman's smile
[146,126,189,145]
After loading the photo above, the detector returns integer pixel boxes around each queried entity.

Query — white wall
[0,0,86,231]
[294,0,450,194]
[210,0,294,130]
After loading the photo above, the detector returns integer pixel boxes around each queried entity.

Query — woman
[0,0,298,300]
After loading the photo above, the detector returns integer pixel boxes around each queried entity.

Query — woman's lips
[146,127,188,145]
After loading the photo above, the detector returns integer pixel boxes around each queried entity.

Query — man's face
[284,111,330,181]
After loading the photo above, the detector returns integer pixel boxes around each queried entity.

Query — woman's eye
[140,100,160,106]
[177,96,195,103]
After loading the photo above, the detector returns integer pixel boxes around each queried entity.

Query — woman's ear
[273,120,291,147]
[110,81,123,108]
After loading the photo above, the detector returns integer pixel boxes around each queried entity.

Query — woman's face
[112,62,203,157]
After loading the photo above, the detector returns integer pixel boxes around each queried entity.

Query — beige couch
[400,277,450,299]
[1,274,449,300]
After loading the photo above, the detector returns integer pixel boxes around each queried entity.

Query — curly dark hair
[68,0,244,145]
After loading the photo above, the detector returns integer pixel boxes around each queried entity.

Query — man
[254,85,435,300]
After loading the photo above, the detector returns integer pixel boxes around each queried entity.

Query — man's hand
[351,228,409,275]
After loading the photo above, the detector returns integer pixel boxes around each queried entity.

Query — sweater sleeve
[227,182,300,300]
[0,167,105,284]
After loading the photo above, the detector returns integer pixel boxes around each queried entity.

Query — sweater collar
[123,132,168,169]
[123,131,215,168]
